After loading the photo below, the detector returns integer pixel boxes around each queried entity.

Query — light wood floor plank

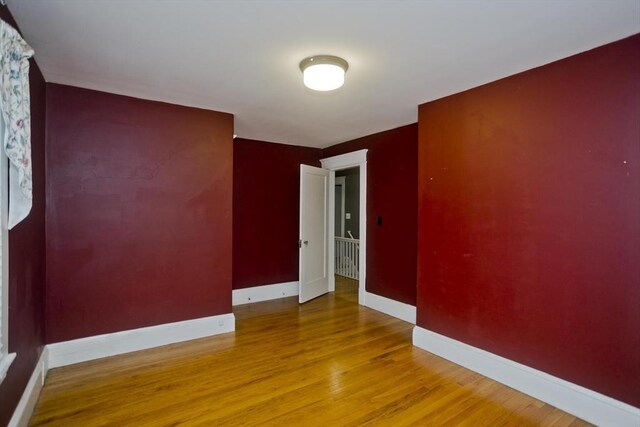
[29,277,591,426]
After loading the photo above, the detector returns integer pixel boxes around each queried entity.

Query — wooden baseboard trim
[232,281,299,306]
[47,313,235,369]
[412,326,640,426]
[364,291,416,324]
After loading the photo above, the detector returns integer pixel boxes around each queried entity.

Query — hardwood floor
[30,279,590,426]
[335,274,359,298]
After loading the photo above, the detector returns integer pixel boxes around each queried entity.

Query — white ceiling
[7,0,640,148]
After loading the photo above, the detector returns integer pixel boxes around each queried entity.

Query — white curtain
[0,19,34,229]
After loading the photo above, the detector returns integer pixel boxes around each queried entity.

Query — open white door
[299,164,329,303]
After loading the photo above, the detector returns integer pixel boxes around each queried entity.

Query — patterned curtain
[0,19,33,229]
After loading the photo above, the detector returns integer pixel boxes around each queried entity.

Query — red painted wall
[0,9,47,426]
[45,84,234,343]
[323,124,418,305]
[233,138,320,289]
[417,35,640,406]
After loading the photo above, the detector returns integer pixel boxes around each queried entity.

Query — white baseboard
[364,291,416,324]
[413,326,640,427]
[8,347,49,427]
[0,352,16,383]
[9,314,235,424]
[47,313,235,369]
[232,281,299,306]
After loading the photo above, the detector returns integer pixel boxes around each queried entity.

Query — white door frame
[321,149,367,306]
[334,176,346,237]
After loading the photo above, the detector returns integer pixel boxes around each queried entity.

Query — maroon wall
[45,84,233,343]
[0,9,47,426]
[417,35,640,406]
[233,138,320,289]
[323,124,418,305]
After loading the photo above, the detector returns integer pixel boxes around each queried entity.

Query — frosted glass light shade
[300,56,348,91]
[303,64,344,91]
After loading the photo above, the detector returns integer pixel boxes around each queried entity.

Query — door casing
[320,149,368,306]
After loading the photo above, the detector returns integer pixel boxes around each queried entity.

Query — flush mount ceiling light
[299,55,349,91]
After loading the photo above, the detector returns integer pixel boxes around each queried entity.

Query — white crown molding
[413,326,640,426]
[8,347,48,427]
[232,281,299,306]
[364,291,416,324]
[47,313,235,369]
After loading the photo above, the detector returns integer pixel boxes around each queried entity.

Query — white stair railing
[335,236,359,280]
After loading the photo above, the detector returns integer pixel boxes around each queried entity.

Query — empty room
[0,1,639,426]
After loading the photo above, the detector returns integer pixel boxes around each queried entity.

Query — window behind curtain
[0,111,13,382]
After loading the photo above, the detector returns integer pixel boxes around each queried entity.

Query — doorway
[334,176,345,238]
[334,167,360,301]
[334,169,359,241]
[320,149,368,306]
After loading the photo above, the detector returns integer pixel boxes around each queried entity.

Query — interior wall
[323,124,418,305]
[233,138,321,290]
[417,34,640,406]
[0,8,47,426]
[45,84,234,343]
[335,167,359,238]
